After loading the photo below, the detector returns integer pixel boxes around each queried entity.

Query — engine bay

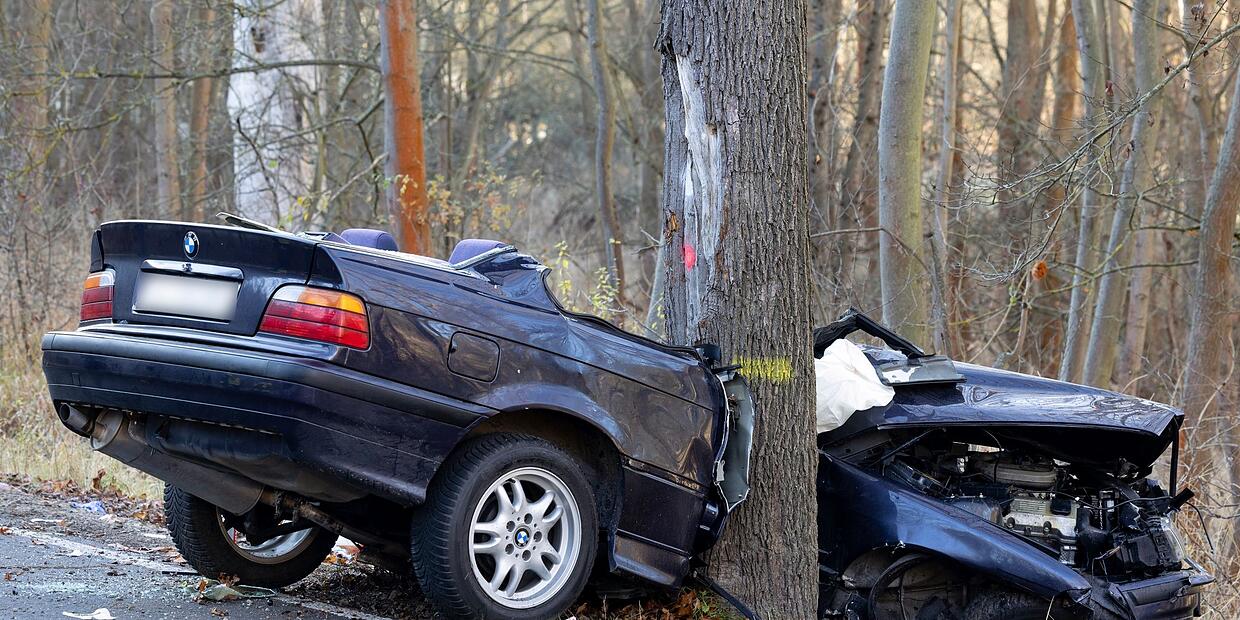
[882,441,1192,579]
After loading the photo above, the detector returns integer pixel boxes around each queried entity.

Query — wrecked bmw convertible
[42,217,1211,619]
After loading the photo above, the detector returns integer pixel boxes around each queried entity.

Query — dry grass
[0,348,161,499]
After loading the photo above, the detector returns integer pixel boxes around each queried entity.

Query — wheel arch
[462,408,624,533]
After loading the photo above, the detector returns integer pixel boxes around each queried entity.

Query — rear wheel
[164,484,336,588]
[410,434,598,619]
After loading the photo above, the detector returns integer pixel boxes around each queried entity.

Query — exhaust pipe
[89,411,263,515]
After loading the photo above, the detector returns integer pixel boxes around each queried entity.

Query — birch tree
[379,0,432,254]
[877,0,936,345]
[658,0,817,615]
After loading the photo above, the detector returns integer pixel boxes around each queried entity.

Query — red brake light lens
[80,270,115,322]
[259,286,369,349]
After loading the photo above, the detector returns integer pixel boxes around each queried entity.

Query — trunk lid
[98,221,318,335]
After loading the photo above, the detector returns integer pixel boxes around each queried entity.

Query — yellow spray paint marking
[733,356,794,384]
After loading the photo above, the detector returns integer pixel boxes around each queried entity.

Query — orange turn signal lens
[271,285,366,315]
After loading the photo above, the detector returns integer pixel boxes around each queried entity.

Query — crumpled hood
[833,350,1183,468]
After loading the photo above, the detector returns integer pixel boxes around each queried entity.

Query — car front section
[813,311,1213,619]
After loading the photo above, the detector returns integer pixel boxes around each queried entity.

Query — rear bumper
[1085,559,1214,619]
[41,329,493,505]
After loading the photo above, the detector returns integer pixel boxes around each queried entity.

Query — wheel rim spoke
[467,466,582,610]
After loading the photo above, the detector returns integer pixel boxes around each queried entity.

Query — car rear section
[43,221,489,520]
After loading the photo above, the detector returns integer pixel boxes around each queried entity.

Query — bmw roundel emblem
[183,231,199,259]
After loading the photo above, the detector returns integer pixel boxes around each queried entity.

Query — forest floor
[0,474,727,620]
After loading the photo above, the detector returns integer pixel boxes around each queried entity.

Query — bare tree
[658,0,817,615]
[587,0,627,307]
[1059,0,1108,383]
[1082,0,1165,387]
[877,0,936,345]
[929,0,963,356]
[379,0,431,254]
[150,0,182,219]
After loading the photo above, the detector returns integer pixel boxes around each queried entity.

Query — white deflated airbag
[816,339,895,433]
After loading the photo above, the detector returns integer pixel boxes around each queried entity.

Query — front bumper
[41,328,492,505]
[1083,558,1214,619]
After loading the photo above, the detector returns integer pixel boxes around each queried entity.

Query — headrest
[340,229,399,252]
[449,239,508,264]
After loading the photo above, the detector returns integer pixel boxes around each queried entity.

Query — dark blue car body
[42,220,1211,618]
[43,220,734,588]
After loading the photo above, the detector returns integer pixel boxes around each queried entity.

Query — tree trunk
[929,0,962,356]
[1059,0,1107,383]
[1082,0,1165,388]
[150,0,182,219]
[1181,40,1240,475]
[877,0,935,346]
[1181,28,1240,555]
[657,1,817,616]
[1180,0,1216,220]
[995,0,1042,230]
[840,0,888,228]
[379,0,431,254]
[587,0,627,307]
[187,3,218,221]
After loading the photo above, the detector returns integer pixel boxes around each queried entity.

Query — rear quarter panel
[326,246,721,486]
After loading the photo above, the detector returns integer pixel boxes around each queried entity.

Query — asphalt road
[0,482,410,620]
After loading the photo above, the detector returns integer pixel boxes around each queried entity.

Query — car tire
[410,433,598,619]
[962,587,1114,620]
[164,484,336,588]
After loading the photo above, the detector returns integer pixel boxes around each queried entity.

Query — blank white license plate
[133,272,240,321]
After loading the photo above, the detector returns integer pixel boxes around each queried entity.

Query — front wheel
[410,434,598,619]
[164,485,336,588]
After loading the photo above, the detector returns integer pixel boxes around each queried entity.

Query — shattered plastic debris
[191,578,277,602]
[62,610,116,620]
[71,500,107,515]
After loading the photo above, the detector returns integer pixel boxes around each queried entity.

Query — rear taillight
[80,270,115,322]
[259,285,369,349]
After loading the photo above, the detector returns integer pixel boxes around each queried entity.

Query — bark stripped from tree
[150,0,182,219]
[658,1,817,616]
[587,0,627,307]
[379,0,431,254]
[1082,0,1165,387]
[877,0,935,346]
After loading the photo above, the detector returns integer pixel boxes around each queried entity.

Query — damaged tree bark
[658,1,817,616]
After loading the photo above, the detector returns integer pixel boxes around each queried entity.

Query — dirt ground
[0,478,719,619]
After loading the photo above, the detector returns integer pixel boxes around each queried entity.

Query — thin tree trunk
[877,0,935,346]
[587,0,627,307]
[1180,0,1216,220]
[150,0,182,219]
[187,3,218,221]
[995,0,1043,230]
[658,0,817,615]
[1181,31,1240,556]
[929,0,963,356]
[379,0,431,254]
[840,0,888,228]
[1060,0,1108,383]
[1082,0,1165,387]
